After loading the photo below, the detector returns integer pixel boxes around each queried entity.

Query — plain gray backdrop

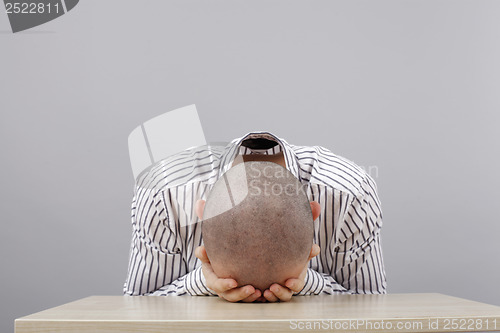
[1,1,499,332]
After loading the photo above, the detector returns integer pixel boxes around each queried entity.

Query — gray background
[1,1,499,332]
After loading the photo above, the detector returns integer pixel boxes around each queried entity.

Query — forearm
[326,234,387,294]
[295,268,351,295]
[145,266,217,296]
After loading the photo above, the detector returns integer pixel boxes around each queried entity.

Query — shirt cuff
[297,268,325,295]
[186,266,217,296]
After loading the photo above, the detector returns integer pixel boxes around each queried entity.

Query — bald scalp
[202,161,314,292]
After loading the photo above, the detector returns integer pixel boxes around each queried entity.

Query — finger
[199,258,217,281]
[220,285,255,303]
[269,284,293,302]
[201,264,238,293]
[285,278,304,293]
[211,278,238,294]
[263,289,279,303]
[197,258,238,293]
[194,246,209,263]
[241,289,262,303]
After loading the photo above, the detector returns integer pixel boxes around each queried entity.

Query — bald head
[201,161,314,292]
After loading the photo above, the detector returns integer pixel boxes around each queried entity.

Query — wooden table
[15,293,500,332]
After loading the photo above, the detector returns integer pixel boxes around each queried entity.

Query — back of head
[202,161,313,292]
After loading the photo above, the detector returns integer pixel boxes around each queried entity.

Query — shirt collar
[218,131,301,181]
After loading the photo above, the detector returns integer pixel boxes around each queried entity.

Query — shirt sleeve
[146,266,216,296]
[123,186,215,296]
[298,175,387,295]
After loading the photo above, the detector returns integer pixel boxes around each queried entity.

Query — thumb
[195,245,210,263]
[309,244,320,261]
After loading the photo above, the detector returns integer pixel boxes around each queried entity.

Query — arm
[270,175,387,299]
[123,187,213,296]
[306,175,387,295]
[298,230,386,295]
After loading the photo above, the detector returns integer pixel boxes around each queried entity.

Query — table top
[15,293,500,332]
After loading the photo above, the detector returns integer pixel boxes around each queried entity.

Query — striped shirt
[124,131,387,296]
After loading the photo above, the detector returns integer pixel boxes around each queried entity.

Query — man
[199,161,320,302]
[124,131,386,302]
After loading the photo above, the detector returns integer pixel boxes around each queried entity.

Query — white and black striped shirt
[124,132,387,296]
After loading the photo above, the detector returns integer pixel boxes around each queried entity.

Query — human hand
[195,245,262,302]
[262,244,320,302]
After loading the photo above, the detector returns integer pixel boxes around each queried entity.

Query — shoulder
[291,145,374,197]
[135,145,224,192]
